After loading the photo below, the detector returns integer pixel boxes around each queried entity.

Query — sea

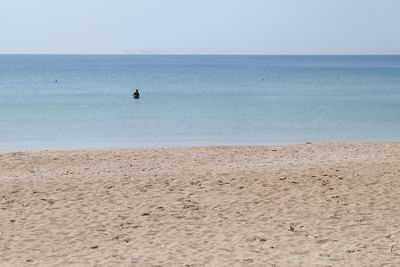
[1,55,400,152]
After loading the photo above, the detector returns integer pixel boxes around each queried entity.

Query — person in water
[133,89,140,99]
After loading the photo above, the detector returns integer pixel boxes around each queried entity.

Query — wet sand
[1,143,400,266]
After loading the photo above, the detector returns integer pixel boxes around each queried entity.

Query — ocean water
[1,55,400,151]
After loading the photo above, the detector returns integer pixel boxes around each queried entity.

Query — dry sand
[1,143,400,266]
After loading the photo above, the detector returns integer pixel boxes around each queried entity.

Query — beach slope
[1,143,400,266]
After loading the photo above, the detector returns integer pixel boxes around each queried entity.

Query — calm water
[1,55,400,151]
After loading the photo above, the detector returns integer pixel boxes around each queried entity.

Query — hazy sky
[1,0,399,54]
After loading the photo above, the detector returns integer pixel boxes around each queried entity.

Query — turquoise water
[1,55,400,151]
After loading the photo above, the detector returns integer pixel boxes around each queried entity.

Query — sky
[0,0,399,54]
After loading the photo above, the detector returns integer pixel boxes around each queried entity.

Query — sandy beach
[1,143,400,266]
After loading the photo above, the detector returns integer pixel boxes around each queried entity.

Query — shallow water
[1,55,400,151]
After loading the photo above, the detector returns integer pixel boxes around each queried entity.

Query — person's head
[135,89,139,92]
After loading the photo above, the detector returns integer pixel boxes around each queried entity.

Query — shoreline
[1,140,398,154]
[1,142,400,265]
[0,140,304,154]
